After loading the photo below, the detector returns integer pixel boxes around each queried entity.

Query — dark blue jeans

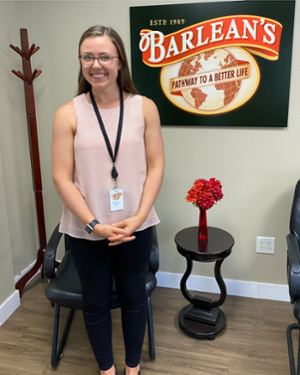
[69,227,152,371]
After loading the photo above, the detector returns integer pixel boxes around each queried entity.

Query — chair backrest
[290,179,300,243]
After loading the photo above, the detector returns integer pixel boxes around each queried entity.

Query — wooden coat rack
[10,29,46,297]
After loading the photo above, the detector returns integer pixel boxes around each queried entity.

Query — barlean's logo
[139,15,282,115]
[111,192,122,201]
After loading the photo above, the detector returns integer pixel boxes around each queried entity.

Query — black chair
[44,224,159,368]
[287,179,300,375]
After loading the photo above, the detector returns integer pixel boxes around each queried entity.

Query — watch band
[85,219,99,234]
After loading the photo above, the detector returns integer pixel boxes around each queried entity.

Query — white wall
[0,0,299,318]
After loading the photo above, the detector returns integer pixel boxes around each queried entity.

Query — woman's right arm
[51,101,126,240]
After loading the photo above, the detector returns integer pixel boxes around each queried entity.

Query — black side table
[175,226,234,340]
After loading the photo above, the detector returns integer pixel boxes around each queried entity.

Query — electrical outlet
[256,236,275,254]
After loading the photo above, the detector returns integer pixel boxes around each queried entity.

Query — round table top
[175,226,234,262]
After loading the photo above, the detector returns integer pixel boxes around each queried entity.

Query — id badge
[110,189,124,211]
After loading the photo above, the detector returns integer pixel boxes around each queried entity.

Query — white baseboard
[1,260,42,326]
[157,271,290,302]
[0,261,42,326]
[1,268,290,326]
[0,290,20,326]
[14,260,41,285]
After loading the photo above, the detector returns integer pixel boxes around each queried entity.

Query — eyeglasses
[79,54,119,68]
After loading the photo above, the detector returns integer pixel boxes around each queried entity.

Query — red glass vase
[198,208,208,241]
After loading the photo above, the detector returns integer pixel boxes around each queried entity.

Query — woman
[51,25,164,375]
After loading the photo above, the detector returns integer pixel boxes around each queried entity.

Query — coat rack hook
[10,44,24,57]
[12,70,26,81]
[34,70,42,80]
[27,44,36,60]
[27,69,42,84]
[32,46,40,55]
[28,69,37,84]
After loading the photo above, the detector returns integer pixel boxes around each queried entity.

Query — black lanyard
[90,87,124,185]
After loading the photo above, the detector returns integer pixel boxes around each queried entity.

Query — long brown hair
[77,25,138,96]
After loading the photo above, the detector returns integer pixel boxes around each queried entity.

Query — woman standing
[51,25,164,375]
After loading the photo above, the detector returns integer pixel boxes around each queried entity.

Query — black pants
[69,227,152,371]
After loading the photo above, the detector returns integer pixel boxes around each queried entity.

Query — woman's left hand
[108,216,144,246]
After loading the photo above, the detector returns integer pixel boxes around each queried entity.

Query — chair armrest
[287,233,300,302]
[149,226,159,274]
[44,224,63,279]
[287,233,300,273]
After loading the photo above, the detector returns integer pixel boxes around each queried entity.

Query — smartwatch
[85,219,99,234]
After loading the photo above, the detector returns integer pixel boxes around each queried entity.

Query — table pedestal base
[178,304,226,340]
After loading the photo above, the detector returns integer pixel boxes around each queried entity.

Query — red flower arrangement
[186,178,223,211]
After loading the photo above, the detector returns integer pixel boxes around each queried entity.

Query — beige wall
[1,0,299,307]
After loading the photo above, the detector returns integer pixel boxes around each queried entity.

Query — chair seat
[45,250,157,310]
[45,250,83,309]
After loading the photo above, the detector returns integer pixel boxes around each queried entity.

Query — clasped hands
[93,216,143,246]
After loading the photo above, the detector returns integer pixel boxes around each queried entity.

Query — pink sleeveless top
[59,93,160,240]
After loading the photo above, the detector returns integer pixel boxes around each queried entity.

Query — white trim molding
[157,271,290,302]
[0,261,41,326]
[14,260,41,285]
[0,290,20,326]
[1,268,290,325]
